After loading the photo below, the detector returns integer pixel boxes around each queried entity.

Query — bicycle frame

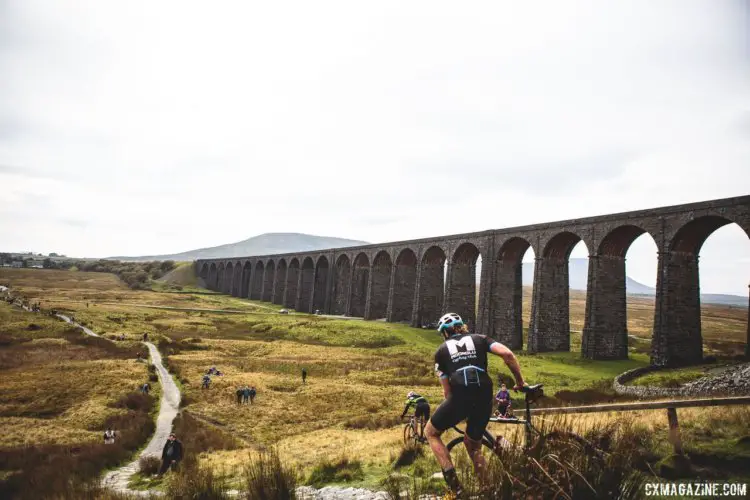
[450,384,544,450]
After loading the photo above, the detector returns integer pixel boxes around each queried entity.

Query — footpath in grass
[2,267,749,492]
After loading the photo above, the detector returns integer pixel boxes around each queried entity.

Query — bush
[139,455,161,475]
[243,449,299,500]
[110,392,154,412]
[171,411,241,455]
[307,456,364,487]
[344,414,401,430]
[164,455,229,500]
[393,443,424,468]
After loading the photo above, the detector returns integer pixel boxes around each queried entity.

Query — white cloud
[1,0,749,295]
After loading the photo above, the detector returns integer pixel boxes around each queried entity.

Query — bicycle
[447,384,604,462]
[403,414,426,446]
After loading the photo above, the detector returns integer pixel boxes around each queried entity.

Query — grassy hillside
[0,300,158,498]
[1,268,748,494]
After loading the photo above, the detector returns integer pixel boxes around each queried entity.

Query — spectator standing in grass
[104,428,115,444]
[301,367,307,384]
[143,332,148,341]
[158,433,183,475]
[140,382,151,395]
[242,386,251,404]
[236,387,243,405]
[249,386,257,403]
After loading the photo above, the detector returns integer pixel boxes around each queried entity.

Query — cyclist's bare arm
[439,376,451,399]
[489,342,526,389]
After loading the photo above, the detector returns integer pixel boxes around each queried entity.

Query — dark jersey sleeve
[479,334,500,352]
[434,347,448,379]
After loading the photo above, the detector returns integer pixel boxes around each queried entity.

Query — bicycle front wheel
[446,433,497,468]
[528,430,605,464]
[403,423,416,445]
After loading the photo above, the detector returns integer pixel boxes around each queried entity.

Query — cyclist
[424,312,527,497]
[401,391,430,442]
[201,374,211,389]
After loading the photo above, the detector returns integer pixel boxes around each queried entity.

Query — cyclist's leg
[464,386,494,484]
[426,395,468,494]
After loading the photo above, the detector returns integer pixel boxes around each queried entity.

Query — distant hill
[520,258,747,308]
[108,233,370,262]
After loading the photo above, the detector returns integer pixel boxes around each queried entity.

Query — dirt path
[58,313,182,495]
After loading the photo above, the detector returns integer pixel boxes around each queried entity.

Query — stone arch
[491,237,533,350]
[653,216,750,366]
[447,242,481,328]
[241,261,252,297]
[199,263,209,281]
[274,259,287,304]
[367,251,392,319]
[583,225,658,360]
[285,258,300,309]
[299,257,315,313]
[669,216,746,254]
[217,262,225,293]
[224,262,234,294]
[262,260,275,302]
[313,256,330,312]
[231,261,242,296]
[417,246,447,326]
[208,263,217,291]
[251,261,264,300]
[529,231,589,353]
[391,248,417,322]
[332,254,351,315]
[598,225,653,257]
[350,253,370,317]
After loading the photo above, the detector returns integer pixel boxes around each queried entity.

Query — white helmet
[437,312,464,332]
[407,391,416,399]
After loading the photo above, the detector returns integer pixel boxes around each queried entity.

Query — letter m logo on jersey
[446,336,476,356]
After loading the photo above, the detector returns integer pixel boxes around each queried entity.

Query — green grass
[2,267,749,493]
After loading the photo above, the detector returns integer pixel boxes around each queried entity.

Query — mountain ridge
[108,232,370,262]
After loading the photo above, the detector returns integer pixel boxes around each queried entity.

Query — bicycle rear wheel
[528,430,605,464]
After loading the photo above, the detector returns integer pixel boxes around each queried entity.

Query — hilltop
[107,233,370,262]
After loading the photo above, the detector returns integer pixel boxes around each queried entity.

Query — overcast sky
[1,0,749,295]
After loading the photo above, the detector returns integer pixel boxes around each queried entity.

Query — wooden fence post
[666,407,683,455]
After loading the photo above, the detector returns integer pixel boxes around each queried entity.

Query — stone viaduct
[195,195,750,367]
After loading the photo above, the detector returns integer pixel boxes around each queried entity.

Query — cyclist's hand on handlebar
[513,383,529,392]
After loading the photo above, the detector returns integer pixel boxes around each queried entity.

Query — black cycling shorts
[415,402,430,421]
[430,383,493,441]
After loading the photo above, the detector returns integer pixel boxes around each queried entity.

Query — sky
[1,0,749,296]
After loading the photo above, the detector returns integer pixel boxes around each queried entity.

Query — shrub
[171,411,241,455]
[164,455,229,499]
[110,392,154,412]
[243,449,299,500]
[139,455,161,476]
[344,414,401,430]
[307,456,364,487]
[393,443,424,468]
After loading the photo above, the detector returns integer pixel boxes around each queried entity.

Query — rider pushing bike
[424,312,527,497]
[401,391,430,442]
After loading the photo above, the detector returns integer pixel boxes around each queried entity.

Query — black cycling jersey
[434,333,498,387]
[431,332,500,440]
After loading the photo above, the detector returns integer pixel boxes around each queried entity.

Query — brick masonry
[196,195,750,367]
[332,256,351,315]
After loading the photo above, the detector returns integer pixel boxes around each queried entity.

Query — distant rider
[401,391,430,442]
